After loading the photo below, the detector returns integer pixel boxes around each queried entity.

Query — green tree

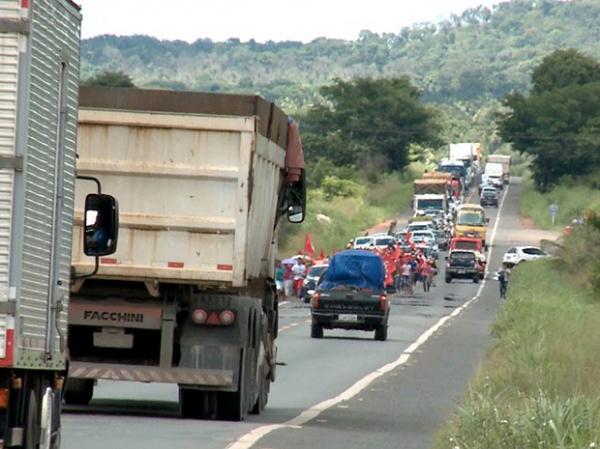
[83,70,135,87]
[498,50,600,190]
[302,77,440,172]
[531,48,600,94]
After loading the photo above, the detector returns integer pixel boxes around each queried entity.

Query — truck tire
[374,325,388,342]
[179,388,216,419]
[250,373,269,415]
[63,379,94,406]
[217,387,247,421]
[473,275,480,284]
[445,275,452,284]
[310,322,323,339]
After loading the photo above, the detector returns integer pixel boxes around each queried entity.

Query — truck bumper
[312,312,387,330]
[68,362,234,387]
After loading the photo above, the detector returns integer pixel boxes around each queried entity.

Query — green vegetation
[498,49,600,189]
[520,179,600,229]
[278,171,417,256]
[302,77,440,172]
[82,70,135,87]
[80,1,600,111]
[434,222,600,449]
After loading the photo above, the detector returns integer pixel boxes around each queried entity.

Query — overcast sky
[78,0,502,43]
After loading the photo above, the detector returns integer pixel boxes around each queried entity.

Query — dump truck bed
[71,87,290,288]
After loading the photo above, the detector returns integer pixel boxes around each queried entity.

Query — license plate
[338,314,358,322]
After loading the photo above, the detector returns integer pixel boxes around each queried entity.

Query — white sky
[78,0,502,43]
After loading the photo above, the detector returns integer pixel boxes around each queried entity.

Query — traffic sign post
[549,204,558,225]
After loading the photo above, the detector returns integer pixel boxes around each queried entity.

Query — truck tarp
[413,179,447,195]
[319,250,385,293]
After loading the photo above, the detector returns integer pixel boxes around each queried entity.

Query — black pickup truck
[445,250,480,283]
[310,250,390,341]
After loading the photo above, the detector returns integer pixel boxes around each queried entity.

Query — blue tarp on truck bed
[318,250,385,293]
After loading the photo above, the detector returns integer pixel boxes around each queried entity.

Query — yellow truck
[453,204,489,248]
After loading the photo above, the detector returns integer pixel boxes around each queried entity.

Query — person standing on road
[292,258,306,300]
[275,262,284,298]
[283,262,294,299]
[497,263,510,299]
[419,258,432,292]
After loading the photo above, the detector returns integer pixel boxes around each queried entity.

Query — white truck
[483,162,504,190]
[486,154,511,184]
[65,86,307,421]
[413,194,448,215]
[0,2,118,447]
[449,143,477,169]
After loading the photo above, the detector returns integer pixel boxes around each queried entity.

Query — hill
[81,0,600,111]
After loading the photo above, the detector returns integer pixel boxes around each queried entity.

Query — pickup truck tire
[311,321,323,339]
[473,275,480,284]
[374,325,388,341]
[445,275,452,284]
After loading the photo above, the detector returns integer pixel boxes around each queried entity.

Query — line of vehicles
[305,144,513,342]
[0,2,308,445]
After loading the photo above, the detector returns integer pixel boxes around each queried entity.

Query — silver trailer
[0,2,118,447]
[66,87,306,421]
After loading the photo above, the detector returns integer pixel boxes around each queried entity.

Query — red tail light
[311,292,321,308]
[219,310,236,326]
[379,294,388,311]
[191,309,208,324]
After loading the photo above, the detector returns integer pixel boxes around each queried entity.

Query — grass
[520,178,600,230]
[433,227,600,449]
[278,169,419,257]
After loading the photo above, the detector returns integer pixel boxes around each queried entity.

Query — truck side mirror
[84,193,119,257]
[286,169,306,224]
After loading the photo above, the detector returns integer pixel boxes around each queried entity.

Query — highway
[62,180,539,449]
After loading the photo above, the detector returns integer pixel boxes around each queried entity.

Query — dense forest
[81,0,600,112]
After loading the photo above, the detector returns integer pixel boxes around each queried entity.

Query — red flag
[319,248,325,260]
[304,234,315,257]
[406,229,412,243]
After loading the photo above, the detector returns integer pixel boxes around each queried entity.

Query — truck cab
[454,204,489,248]
[413,194,448,216]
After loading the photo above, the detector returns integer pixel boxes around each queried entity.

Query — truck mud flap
[68,362,233,386]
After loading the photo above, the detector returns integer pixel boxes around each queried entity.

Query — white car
[353,236,375,250]
[502,246,549,267]
[373,235,395,250]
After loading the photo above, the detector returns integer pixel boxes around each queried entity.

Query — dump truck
[0,2,118,447]
[65,87,307,421]
[486,154,511,184]
[413,178,448,195]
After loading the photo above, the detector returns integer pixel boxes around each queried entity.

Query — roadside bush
[434,258,600,449]
[321,176,363,200]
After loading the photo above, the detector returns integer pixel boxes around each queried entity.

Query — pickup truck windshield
[450,252,475,265]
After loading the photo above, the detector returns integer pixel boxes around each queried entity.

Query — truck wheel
[445,275,452,284]
[63,379,94,405]
[217,387,247,421]
[473,275,480,284]
[310,322,323,339]
[374,325,388,341]
[179,388,215,419]
[251,373,269,415]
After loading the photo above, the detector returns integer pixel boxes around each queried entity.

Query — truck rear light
[191,309,208,324]
[379,294,388,311]
[311,292,320,308]
[218,310,236,326]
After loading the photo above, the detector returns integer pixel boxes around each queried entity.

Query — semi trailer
[0,2,118,447]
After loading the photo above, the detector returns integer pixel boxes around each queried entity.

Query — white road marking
[228,188,509,449]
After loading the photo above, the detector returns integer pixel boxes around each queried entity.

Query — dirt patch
[519,216,536,229]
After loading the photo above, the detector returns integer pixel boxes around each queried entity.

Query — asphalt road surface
[63,179,539,449]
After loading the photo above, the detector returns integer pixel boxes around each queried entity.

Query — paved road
[62,180,538,449]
